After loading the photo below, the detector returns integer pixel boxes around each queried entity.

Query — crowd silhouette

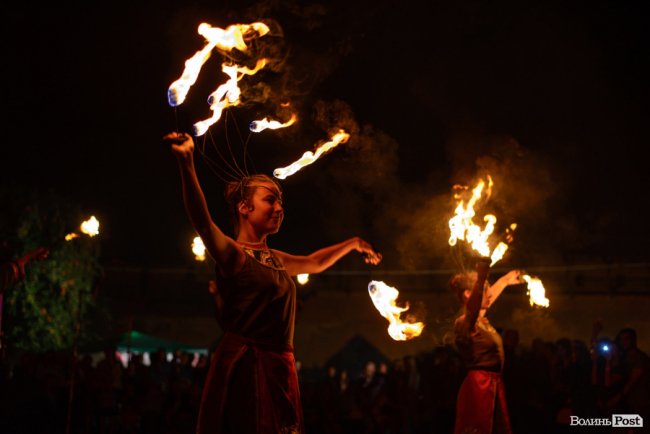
[0,323,647,434]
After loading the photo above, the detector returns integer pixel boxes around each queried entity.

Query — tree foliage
[1,187,107,352]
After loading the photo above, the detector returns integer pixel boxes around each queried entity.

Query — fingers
[163,131,191,144]
[361,249,382,265]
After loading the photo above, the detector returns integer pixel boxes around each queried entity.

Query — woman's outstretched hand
[355,237,382,265]
[163,132,194,161]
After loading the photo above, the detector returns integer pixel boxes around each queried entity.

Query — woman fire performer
[451,258,522,434]
[163,131,382,434]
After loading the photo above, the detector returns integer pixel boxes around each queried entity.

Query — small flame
[80,216,99,237]
[249,114,297,133]
[65,233,79,241]
[193,59,267,136]
[273,130,350,179]
[168,22,269,107]
[192,236,206,261]
[522,274,549,308]
[296,273,309,285]
[368,281,424,341]
[448,176,515,266]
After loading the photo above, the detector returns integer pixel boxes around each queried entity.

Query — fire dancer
[163,131,382,434]
[451,259,522,434]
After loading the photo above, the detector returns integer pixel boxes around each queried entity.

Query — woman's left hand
[355,238,382,265]
[502,269,523,286]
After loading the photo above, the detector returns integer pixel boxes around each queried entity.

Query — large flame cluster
[448,176,516,266]
[167,22,291,137]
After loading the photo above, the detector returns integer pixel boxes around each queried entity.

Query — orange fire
[522,274,549,307]
[66,216,100,241]
[296,273,309,285]
[448,176,515,266]
[273,129,350,179]
[168,22,269,107]
[192,236,206,261]
[80,216,100,237]
[368,281,424,341]
[249,113,297,133]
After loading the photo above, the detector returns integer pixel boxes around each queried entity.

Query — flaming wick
[249,114,297,133]
[273,129,350,179]
[522,274,549,307]
[192,236,206,262]
[368,281,424,341]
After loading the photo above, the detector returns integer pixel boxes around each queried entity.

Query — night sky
[4,0,649,270]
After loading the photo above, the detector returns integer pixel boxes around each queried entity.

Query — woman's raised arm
[164,132,244,275]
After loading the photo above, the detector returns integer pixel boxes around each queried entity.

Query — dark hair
[224,174,282,235]
[450,272,474,304]
[616,327,637,343]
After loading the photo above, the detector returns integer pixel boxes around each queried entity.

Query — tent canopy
[114,330,208,354]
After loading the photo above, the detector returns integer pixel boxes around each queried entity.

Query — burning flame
[448,176,515,266]
[65,233,79,241]
[368,281,424,341]
[192,236,206,262]
[80,216,100,237]
[522,274,549,308]
[273,129,350,179]
[296,273,309,285]
[193,59,267,136]
[249,114,297,133]
[168,22,270,107]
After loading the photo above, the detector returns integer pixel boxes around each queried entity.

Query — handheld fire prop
[448,176,515,266]
[273,129,350,179]
[448,176,550,308]
[296,273,309,285]
[368,281,424,341]
[168,22,278,136]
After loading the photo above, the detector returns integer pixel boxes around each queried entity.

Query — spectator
[0,246,49,293]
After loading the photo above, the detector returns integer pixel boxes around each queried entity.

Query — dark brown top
[455,316,504,372]
[214,247,297,346]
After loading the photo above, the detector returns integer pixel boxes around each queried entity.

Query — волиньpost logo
[570,414,644,428]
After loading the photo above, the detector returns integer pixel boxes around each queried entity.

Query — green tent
[115,330,209,354]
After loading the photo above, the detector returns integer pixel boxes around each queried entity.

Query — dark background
[3,0,649,270]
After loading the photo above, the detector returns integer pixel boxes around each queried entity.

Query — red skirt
[196,332,304,434]
[454,370,512,434]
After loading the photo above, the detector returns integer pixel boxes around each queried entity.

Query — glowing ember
[193,59,267,136]
[192,236,206,262]
[448,176,515,266]
[273,129,350,179]
[522,274,549,307]
[168,22,270,107]
[80,216,99,237]
[249,114,297,133]
[368,281,424,341]
[296,273,309,285]
[65,233,79,241]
